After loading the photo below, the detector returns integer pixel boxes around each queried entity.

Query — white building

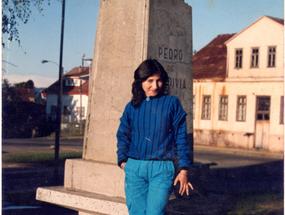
[193,16,284,152]
[45,66,89,124]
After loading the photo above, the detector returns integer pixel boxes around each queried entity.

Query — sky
[2,0,284,88]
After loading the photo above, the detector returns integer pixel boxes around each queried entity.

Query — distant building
[193,16,284,152]
[45,66,89,124]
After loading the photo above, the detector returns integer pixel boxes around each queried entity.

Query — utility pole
[55,0,65,162]
[80,55,92,134]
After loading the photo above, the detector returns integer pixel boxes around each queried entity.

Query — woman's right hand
[120,162,126,170]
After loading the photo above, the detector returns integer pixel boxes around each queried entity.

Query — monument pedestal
[36,161,210,215]
[36,159,128,215]
[37,186,127,215]
[36,0,193,214]
[64,159,125,197]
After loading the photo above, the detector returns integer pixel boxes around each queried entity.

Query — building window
[256,96,270,120]
[251,48,259,68]
[193,95,195,119]
[219,96,228,121]
[268,46,276,68]
[235,49,243,69]
[201,95,211,120]
[280,96,284,124]
[77,107,85,117]
[236,96,246,121]
[65,78,74,86]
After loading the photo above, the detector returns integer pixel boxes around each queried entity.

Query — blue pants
[124,158,175,215]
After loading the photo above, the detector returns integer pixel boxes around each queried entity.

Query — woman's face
[142,73,163,97]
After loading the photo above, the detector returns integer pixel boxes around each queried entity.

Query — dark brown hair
[131,59,169,107]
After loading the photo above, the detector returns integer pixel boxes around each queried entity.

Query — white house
[193,16,284,152]
[45,66,89,124]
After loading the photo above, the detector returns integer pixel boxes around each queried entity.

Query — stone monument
[36,0,192,214]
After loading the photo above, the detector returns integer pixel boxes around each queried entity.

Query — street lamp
[42,59,64,162]
[41,60,58,66]
[41,0,65,164]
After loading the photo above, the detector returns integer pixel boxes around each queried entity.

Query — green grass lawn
[3,151,82,164]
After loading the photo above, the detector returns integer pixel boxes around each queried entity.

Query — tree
[2,79,53,138]
[2,0,51,47]
[14,79,34,88]
[2,78,20,103]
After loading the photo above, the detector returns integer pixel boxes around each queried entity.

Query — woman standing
[117,59,193,215]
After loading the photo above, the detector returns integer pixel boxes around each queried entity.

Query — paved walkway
[195,144,283,158]
[194,144,283,168]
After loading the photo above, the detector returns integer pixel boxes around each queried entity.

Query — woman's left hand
[173,170,194,196]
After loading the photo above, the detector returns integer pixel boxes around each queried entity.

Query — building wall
[193,81,284,152]
[226,17,284,79]
[46,94,89,122]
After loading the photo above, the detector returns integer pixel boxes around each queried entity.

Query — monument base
[36,186,128,215]
[64,159,125,197]
[36,159,127,215]
[36,159,211,214]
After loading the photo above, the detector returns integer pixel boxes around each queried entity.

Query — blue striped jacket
[116,95,191,169]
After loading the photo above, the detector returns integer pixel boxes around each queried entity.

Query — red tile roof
[45,66,89,95]
[193,33,235,80]
[45,80,89,96]
[266,16,284,25]
[64,66,89,77]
